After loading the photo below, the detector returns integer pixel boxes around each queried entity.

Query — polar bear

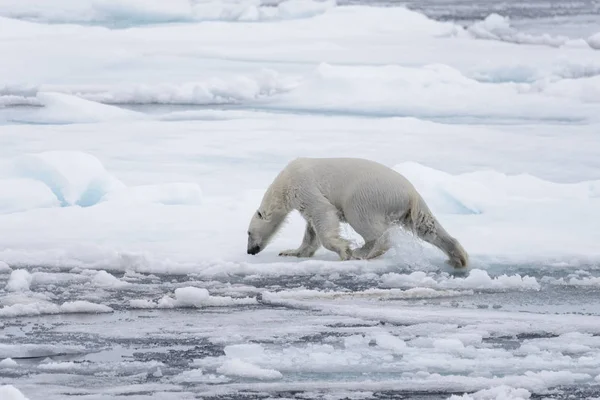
[246,157,468,268]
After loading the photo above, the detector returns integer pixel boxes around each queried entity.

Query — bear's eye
[257,211,263,219]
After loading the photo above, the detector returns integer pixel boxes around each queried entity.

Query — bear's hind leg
[364,230,391,259]
[279,222,320,258]
[352,240,376,259]
[346,211,390,260]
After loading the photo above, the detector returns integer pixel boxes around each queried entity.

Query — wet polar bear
[247,157,468,268]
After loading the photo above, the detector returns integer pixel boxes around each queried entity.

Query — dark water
[342,0,600,21]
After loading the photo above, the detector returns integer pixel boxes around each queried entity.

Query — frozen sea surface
[1,0,600,399]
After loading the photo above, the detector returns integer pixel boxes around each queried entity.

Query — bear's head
[247,208,287,255]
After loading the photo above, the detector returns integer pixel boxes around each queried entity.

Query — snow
[0,386,30,400]
[1,1,600,399]
[101,182,203,206]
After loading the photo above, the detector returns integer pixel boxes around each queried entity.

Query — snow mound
[20,92,144,124]
[0,178,60,214]
[0,386,30,400]
[7,151,204,210]
[449,385,531,400]
[468,14,581,49]
[12,151,125,207]
[394,162,600,215]
[216,358,282,380]
[5,269,33,292]
[101,182,203,206]
[274,63,592,121]
[130,287,258,309]
[381,269,540,292]
[588,32,600,50]
[0,300,113,317]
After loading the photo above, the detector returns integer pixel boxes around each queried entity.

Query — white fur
[247,157,468,268]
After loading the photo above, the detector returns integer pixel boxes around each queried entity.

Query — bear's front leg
[310,204,353,261]
[279,222,320,258]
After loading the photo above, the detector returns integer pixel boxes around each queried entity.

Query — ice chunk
[0,385,30,400]
[130,287,257,309]
[587,32,600,50]
[449,385,531,399]
[433,338,465,352]
[374,333,407,354]
[157,287,257,308]
[37,361,78,371]
[0,179,60,214]
[53,69,296,106]
[101,182,203,206]
[92,0,193,23]
[172,368,230,383]
[0,358,18,368]
[468,14,569,48]
[0,261,11,273]
[381,269,540,292]
[91,270,131,288]
[5,269,32,292]
[129,299,157,309]
[59,301,113,314]
[216,358,282,380]
[12,151,125,207]
[224,344,266,359]
[0,300,112,317]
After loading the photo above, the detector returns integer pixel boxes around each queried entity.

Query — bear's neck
[264,171,292,213]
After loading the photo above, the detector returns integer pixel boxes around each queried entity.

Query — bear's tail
[404,193,469,268]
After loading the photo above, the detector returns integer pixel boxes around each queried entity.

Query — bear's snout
[247,245,260,255]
